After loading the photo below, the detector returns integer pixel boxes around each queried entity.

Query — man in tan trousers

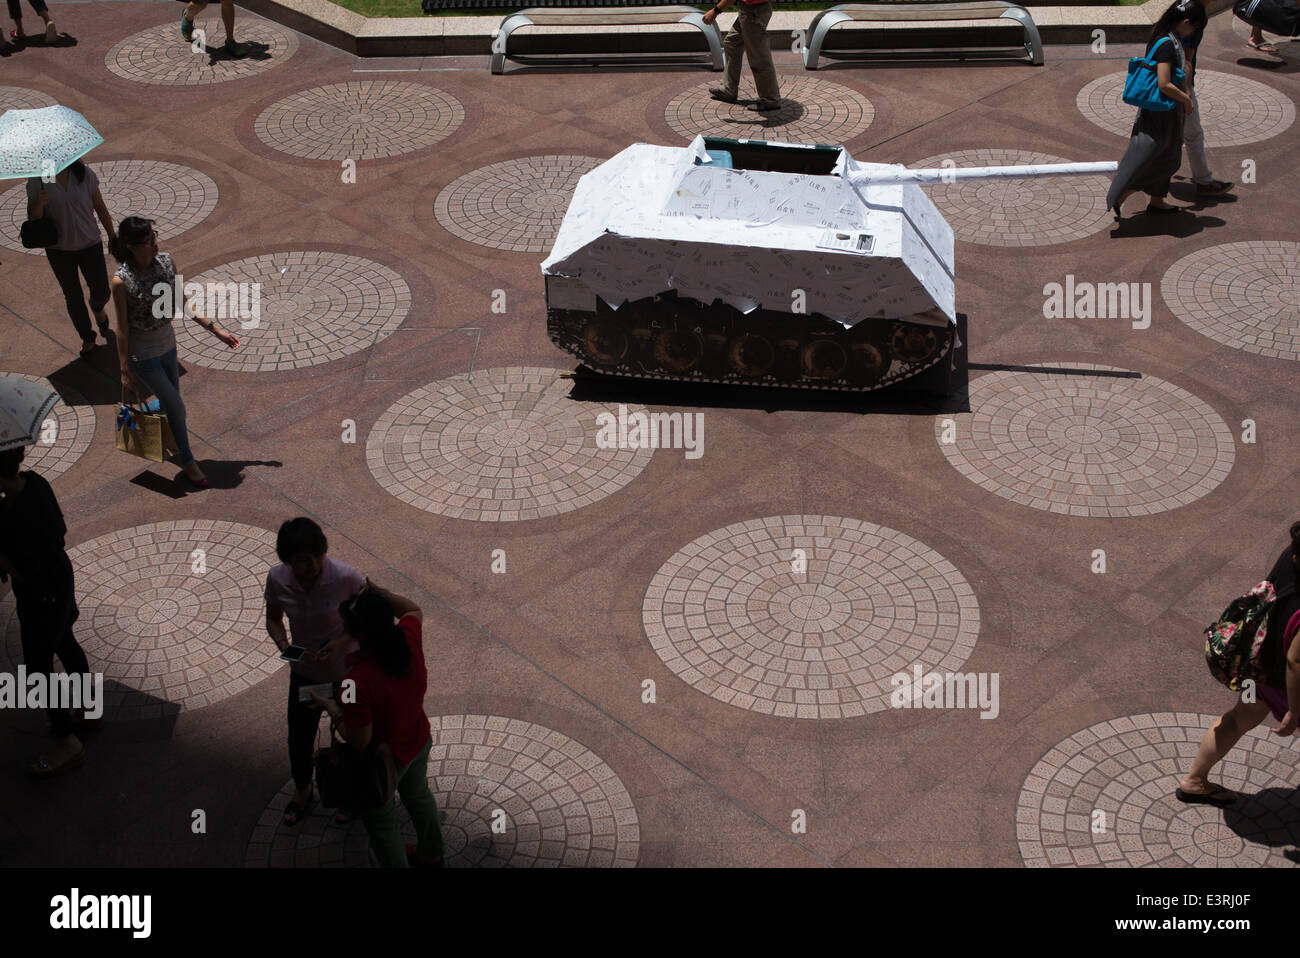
[704,0,782,112]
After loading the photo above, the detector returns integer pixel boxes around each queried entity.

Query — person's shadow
[128,459,283,498]
[200,39,271,64]
[1109,209,1225,239]
[1223,786,1300,860]
[2,31,77,51]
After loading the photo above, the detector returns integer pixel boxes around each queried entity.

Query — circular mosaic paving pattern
[642,515,980,719]
[0,86,58,110]
[1,374,95,481]
[1077,69,1294,147]
[246,714,640,867]
[367,366,653,522]
[105,16,298,86]
[434,156,602,253]
[254,81,464,161]
[173,252,411,372]
[1,160,218,256]
[1019,712,1300,867]
[665,77,874,144]
[909,149,1113,246]
[0,521,281,720]
[1162,241,1300,361]
[937,364,1234,517]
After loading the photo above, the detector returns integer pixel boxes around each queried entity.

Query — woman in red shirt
[313,583,444,867]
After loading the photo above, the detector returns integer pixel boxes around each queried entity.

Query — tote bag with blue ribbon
[1122,36,1185,111]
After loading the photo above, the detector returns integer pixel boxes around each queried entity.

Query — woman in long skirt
[1107,0,1206,220]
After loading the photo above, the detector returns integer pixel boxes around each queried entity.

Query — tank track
[547,291,957,394]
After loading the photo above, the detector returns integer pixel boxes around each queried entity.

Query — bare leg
[220,0,235,43]
[1179,699,1271,798]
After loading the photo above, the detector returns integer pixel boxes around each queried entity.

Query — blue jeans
[129,347,194,465]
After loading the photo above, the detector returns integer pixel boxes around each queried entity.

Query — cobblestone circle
[105,16,298,86]
[254,81,464,161]
[246,714,640,867]
[1019,712,1300,867]
[434,156,602,253]
[1,374,95,481]
[936,364,1234,517]
[174,252,411,371]
[2,160,218,256]
[642,515,981,719]
[909,149,1114,246]
[0,86,57,109]
[0,521,282,720]
[367,367,654,522]
[1076,70,1295,146]
[1162,241,1300,361]
[665,77,875,144]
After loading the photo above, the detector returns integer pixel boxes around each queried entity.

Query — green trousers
[360,735,445,868]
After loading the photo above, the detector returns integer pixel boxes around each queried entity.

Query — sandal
[1247,39,1280,54]
[333,809,356,826]
[1175,784,1237,807]
[28,745,86,778]
[79,339,96,359]
[283,791,312,826]
[405,843,444,868]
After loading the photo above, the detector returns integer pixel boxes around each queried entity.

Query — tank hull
[547,289,964,396]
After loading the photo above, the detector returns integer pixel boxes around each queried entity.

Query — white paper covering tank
[541,136,1115,394]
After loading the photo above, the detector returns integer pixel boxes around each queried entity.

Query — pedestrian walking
[265,517,366,828]
[1178,522,1300,805]
[26,160,114,359]
[311,583,445,868]
[180,0,247,57]
[1107,0,1206,221]
[1179,23,1233,196]
[0,445,96,778]
[705,0,782,113]
[107,216,240,488]
[6,0,57,44]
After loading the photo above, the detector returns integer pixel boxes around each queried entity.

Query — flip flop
[28,746,86,778]
[79,340,96,359]
[333,809,356,826]
[1175,784,1236,807]
[283,792,312,826]
[1247,40,1280,54]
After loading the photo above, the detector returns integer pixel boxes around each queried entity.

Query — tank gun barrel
[847,161,1118,188]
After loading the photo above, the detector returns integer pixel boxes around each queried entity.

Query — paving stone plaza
[1,0,1298,870]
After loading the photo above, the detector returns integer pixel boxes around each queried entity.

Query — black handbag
[314,725,397,812]
[1233,0,1300,36]
[20,216,58,249]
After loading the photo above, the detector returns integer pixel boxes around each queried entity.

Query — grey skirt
[1106,106,1185,208]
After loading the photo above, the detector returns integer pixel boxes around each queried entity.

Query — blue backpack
[1122,36,1185,111]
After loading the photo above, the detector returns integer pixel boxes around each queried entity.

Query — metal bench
[801,1,1044,69]
[490,5,723,74]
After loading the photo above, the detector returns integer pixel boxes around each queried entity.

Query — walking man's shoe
[709,87,739,104]
[1195,179,1233,196]
[748,101,781,112]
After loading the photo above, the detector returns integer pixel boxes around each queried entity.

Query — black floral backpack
[1204,580,1291,691]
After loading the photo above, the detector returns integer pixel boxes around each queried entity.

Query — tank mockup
[541,136,1115,395]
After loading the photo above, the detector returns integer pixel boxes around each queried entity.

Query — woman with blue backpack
[1178,523,1300,806]
[1106,0,1206,221]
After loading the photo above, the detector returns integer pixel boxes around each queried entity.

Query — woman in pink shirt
[264,517,365,826]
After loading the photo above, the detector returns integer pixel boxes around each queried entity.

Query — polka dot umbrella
[0,105,103,180]
[0,376,59,452]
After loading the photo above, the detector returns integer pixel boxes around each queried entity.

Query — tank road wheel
[653,328,705,373]
[801,339,848,380]
[728,334,775,378]
[849,340,889,388]
[890,325,942,364]
[583,321,630,367]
